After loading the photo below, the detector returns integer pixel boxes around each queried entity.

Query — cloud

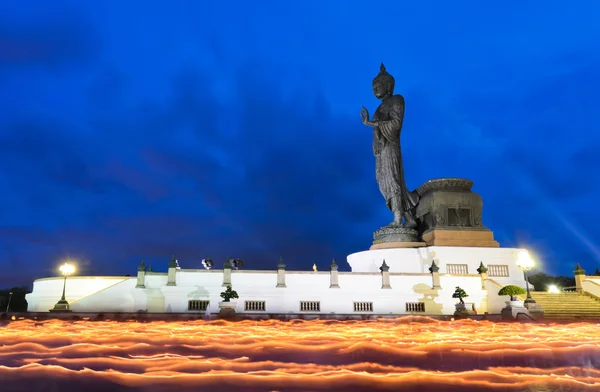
[0,59,386,282]
[4,51,600,282]
[453,57,600,273]
[0,16,96,70]
[2,1,599,286]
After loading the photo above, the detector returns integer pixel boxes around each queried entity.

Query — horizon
[1,1,599,287]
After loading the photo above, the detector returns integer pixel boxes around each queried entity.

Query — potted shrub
[498,285,526,307]
[218,286,239,318]
[452,286,470,317]
[499,285,528,321]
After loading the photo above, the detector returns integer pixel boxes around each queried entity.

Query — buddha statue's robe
[372,94,418,215]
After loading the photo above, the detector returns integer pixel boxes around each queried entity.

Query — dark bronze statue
[360,63,418,229]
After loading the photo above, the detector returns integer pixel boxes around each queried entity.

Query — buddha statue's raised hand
[360,106,375,127]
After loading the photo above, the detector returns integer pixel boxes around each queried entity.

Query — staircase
[528,292,600,319]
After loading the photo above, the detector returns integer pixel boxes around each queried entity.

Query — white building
[25,245,529,316]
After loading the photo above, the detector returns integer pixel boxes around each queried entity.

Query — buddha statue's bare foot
[388,211,403,228]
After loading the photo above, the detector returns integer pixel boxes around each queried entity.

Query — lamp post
[50,262,76,312]
[516,251,536,305]
[5,292,13,313]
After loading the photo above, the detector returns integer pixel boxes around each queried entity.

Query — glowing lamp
[516,251,534,271]
[547,285,561,294]
[59,263,76,276]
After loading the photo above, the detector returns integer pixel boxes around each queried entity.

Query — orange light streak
[0,317,599,391]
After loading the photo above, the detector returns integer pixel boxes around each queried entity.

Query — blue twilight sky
[1,1,599,286]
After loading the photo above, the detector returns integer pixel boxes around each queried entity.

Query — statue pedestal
[414,178,499,247]
[422,229,499,248]
[373,226,420,245]
[370,241,426,250]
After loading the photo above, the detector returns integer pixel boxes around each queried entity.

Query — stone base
[453,310,473,319]
[49,308,72,313]
[422,229,499,248]
[49,300,72,313]
[500,305,540,321]
[370,241,427,250]
[524,302,544,319]
[373,226,418,244]
[453,304,474,319]
[218,308,236,320]
[218,301,237,320]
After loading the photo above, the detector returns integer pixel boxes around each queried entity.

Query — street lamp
[5,292,13,313]
[516,250,536,305]
[50,262,76,312]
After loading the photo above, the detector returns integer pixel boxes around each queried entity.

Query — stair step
[536,302,599,304]
[533,303,599,306]
[532,295,594,298]
[534,301,599,304]
[534,302,599,304]
[542,306,600,308]
[544,311,600,313]
[544,312,600,314]
[532,291,579,293]
[535,304,598,306]
[536,307,599,309]
[534,302,598,304]
[532,299,598,302]
[540,308,600,310]
[543,310,600,313]
[532,295,595,298]
[518,293,600,317]
[532,292,579,294]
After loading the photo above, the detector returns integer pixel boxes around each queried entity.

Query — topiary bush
[452,286,468,304]
[220,286,239,302]
[498,285,526,301]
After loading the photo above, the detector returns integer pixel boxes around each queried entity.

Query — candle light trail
[0,317,599,391]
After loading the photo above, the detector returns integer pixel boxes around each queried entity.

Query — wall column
[477,261,488,290]
[330,259,340,288]
[136,260,146,288]
[276,257,286,288]
[167,256,178,286]
[574,263,586,294]
[222,259,232,287]
[380,260,391,289]
[429,260,441,289]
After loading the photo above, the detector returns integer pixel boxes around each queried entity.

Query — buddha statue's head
[372,63,395,99]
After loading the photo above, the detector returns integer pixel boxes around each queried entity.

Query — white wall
[25,276,132,312]
[484,279,509,313]
[26,269,494,315]
[582,278,600,299]
[156,270,490,315]
[348,246,528,286]
[25,246,529,315]
[71,279,136,312]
